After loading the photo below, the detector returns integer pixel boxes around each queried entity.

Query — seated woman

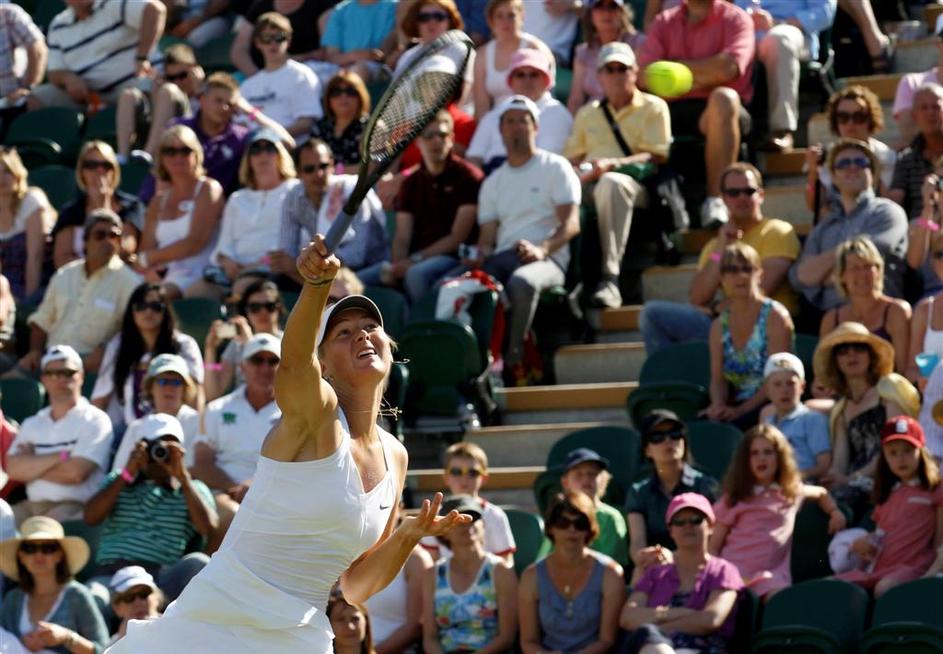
[105,566,163,649]
[328,588,379,654]
[0,146,55,301]
[92,282,203,433]
[626,410,719,585]
[519,491,624,654]
[820,235,910,373]
[0,516,109,653]
[53,140,143,268]
[422,495,517,654]
[705,242,793,428]
[907,155,943,300]
[310,71,370,170]
[620,493,743,654]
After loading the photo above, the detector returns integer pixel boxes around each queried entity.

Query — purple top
[138,113,251,202]
[635,556,744,639]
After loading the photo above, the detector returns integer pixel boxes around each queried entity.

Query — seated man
[469,95,581,385]
[888,83,943,219]
[21,210,141,374]
[359,110,482,303]
[564,42,671,308]
[84,413,217,606]
[641,162,799,352]
[791,138,908,330]
[637,0,755,227]
[191,334,281,550]
[893,26,943,148]
[28,0,165,110]
[0,4,46,111]
[6,345,112,523]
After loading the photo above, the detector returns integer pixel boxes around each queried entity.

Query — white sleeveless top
[924,295,943,356]
[155,180,216,291]
[107,413,398,653]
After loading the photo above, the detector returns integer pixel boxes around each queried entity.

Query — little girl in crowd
[836,416,943,597]
[709,424,847,598]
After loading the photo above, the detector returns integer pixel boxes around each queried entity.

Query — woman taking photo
[310,72,371,169]
[0,517,109,653]
[108,236,467,653]
[705,243,793,428]
[138,125,225,300]
[53,141,143,268]
[518,491,624,654]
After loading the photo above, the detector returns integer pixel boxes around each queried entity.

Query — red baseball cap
[880,415,925,449]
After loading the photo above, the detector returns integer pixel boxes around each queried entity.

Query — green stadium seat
[751,579,869,654]
[860,578,943,654]
[503,508,549,577]
[172,298,225,351]
[790,502,835,583]
[384,361,409,439]
[81,372,97,400]
[795,333,819,386]
[730,588,761,654]
[83,105,118,148]
[552,67,572,105]
[410,286,499,373]
[195,33,237,73]
[363,285,408,340]
[158,35,189,52]
[5,107,84,166]
[61,519,101,582]
[685,420,742,481]
[119,159,150,196]
[0,378,45,425]
[638,341,711,389]
[27,165,79,211]
[33,0,65,32]
[626,381,710,429]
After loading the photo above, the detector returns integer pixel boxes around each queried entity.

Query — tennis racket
[324,29,473,253]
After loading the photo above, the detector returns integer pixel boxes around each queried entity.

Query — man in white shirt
[470,95,581,385]
[238,12,323,138]
[7,345,113,523]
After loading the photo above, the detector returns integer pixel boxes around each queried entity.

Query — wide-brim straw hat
[877,373,920,418]
[813,321,894,386]
[0,516,89,581]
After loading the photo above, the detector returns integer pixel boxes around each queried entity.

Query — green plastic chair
[410,286,499,372]
[795,333,819,386]
[860,578,943,654]
[790,502,835,583]
[83,105,119,148]
[27,165,79,211]
[752,579,870,654]
[119,159,150,196]
[81,372,97,400]
[195,33,237,73]
[0,378,45,425]
[6,107,84,166]
[626,382,710,429]
[685,421,742,482]
[61,520,101,582]
[384,361,409,439]
[363,285,408,340]
[172,298,225,351]
[503,508,549,577]
[730,588,761,654]
[638,341,711,389]
[33,0,66,31]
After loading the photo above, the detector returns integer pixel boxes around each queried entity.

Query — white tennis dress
[105,414,398,653]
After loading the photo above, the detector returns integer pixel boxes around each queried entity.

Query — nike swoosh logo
[379,504,391,510]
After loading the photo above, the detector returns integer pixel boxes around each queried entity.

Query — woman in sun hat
[0,516,108,653]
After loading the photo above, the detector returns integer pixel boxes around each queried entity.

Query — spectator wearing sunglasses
[625,410,719,584]
[519,491,625,654]
[420,442,516,564]
[641,162,799,354]
[309,71,370,168]
[106,566,163,648]
[620,493,742,654]
[239,12,323,138]
[22,210,142,374]
[792,138,908,327]
[889,84,943,220]
[91,283,203,435]
[192,333,282,551]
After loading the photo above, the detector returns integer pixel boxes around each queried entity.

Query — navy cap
[564,447,609,472]
[639,409,684,437]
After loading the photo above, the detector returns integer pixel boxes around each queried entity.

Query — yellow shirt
[28,256,142,354]
[697,218,801,313]
[563,90,672,161]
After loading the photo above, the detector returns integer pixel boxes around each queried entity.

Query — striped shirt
[95,472,215,567]
[891,134,934,219]
[46,0,154,93]
[0,5,43,98]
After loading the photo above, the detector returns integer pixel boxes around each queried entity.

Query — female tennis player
[107,235,470,653]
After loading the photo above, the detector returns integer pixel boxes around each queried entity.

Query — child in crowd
[760,353,833,481]
[710,424,846,598]
[106,566,163,649]
[836,416,943,597]
[421,442,516,564]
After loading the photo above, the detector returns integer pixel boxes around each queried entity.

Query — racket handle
[324,209,357,254]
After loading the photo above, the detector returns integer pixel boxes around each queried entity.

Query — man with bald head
[889,83,943,219]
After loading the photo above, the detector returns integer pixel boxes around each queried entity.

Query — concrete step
[760,149,808,177]
[554,342,646,384]
[762,185,814,227]
[838,73,903,101]
[599,305,641,332]
[642,263,697,303]
[894,37,938,75]
[595,328,643,344]
[409,466,543,511]
[466,421,627,467]
[495,381,636,425]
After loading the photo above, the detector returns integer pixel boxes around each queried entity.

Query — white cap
[315,295,384,347]
[137,413,185,443]
[41,345,83,372]
[145,353,191,383]
[597,42,637,69]
[109,565,158,595]
[763,352,805,381]
[242,333,282,362]
[495,94,540,125]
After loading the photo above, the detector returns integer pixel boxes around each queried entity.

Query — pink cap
[506,48,554,88]
[665,492,715,525]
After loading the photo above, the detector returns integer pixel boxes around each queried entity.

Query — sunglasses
[249,142,278,156]
[669,515,706,527]
[834,342,870,356]
[835,110,869,125]
[511,71,543,80]
[720,264,756,275]
[447,466,483,478]
[20,542,61,555]
[161,145,194,157]
[301,162,332,174]
[248,355,280,367]
[133,300,165,313]
[42,369,78,379]
[552,515,591,531]
[89,229,121,241]
[257,32,289,44]
[116,588,153,603]
[81,160,113,172]
[247,301,278,313]
[933,251,943,260]
[154,378,184,387]
[647,429,684,444]
[833,156,870,171]
[418,10,449,22]
[421,129,450,140]
[164,71,190,82]
[329,86,360,99]
[721,187,758,198]
[601,64,629,74]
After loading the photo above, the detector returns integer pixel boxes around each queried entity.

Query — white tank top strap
[923,294,943,356]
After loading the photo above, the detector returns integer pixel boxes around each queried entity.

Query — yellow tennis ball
[644,61,693,98]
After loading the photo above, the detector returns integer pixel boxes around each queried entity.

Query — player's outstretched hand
[398,492,472,541]
[297,234,341,285]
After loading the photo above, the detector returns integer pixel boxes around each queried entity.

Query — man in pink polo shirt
[638,0,755,228]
